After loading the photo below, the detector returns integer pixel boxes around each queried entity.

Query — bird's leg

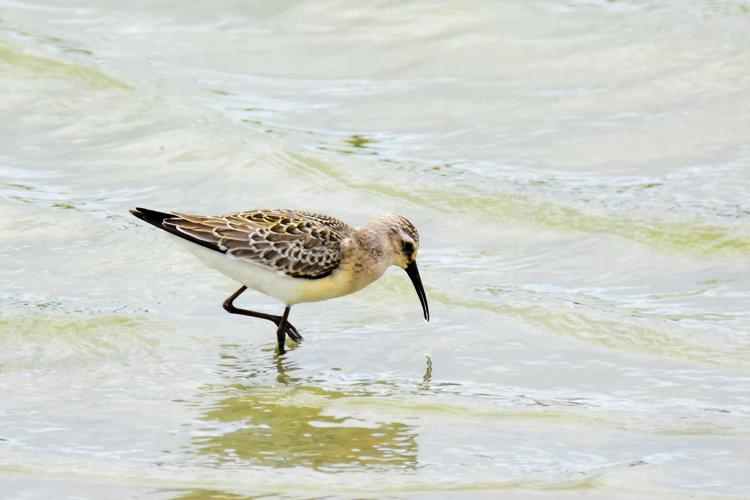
[276,305,292,354]
[222,286,303,344]
[223,286,277,321]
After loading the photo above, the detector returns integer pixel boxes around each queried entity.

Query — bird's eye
[402,241,414,255]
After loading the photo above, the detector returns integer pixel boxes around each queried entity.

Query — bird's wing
[147,208,350,279]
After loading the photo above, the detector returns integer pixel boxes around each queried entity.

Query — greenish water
[2,0,750,498]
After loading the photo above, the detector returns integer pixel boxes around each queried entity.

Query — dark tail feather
[129,206,225,254]
[129,207,174,229]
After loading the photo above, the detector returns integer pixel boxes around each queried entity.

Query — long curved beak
[405,261,430,321]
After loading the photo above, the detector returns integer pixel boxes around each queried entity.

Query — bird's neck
[354,231,387,262]
[351,222,394,276]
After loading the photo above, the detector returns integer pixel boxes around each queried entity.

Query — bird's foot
[277,320,303,343]
[275,329,301,355]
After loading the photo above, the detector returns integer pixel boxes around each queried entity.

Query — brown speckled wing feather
[164,209,353,279]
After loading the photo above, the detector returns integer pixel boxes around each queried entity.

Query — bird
[129,207,429,354]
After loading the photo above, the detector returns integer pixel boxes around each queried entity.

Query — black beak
[405,261,429,321]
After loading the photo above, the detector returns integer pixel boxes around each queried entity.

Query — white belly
[174,238,384,305]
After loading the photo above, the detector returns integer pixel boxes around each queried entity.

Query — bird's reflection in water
[191,347,418,472]
[167,489,254,500]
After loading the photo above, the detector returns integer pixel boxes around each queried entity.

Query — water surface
[1,0,749,497]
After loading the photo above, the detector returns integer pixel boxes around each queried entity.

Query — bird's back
[133,207,355,279]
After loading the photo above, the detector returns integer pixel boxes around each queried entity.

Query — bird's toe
[285,323,303,342]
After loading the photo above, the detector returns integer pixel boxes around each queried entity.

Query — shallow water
[1,0,750,497]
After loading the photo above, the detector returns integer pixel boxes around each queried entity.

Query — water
[1,0,749,497]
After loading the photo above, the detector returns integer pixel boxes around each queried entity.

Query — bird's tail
[129,207,174,229]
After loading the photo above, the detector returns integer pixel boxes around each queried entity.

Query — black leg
[276,305,292,354]
[222,286,303,343]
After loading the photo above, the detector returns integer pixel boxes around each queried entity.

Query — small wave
[290,152,750,257]
[0,43,130,90]
[0,312,162,373]
[429,287,750,368]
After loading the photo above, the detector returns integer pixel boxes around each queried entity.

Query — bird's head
[379,214,429,322]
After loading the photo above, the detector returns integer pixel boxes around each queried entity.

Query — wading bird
[130,207,429,353]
